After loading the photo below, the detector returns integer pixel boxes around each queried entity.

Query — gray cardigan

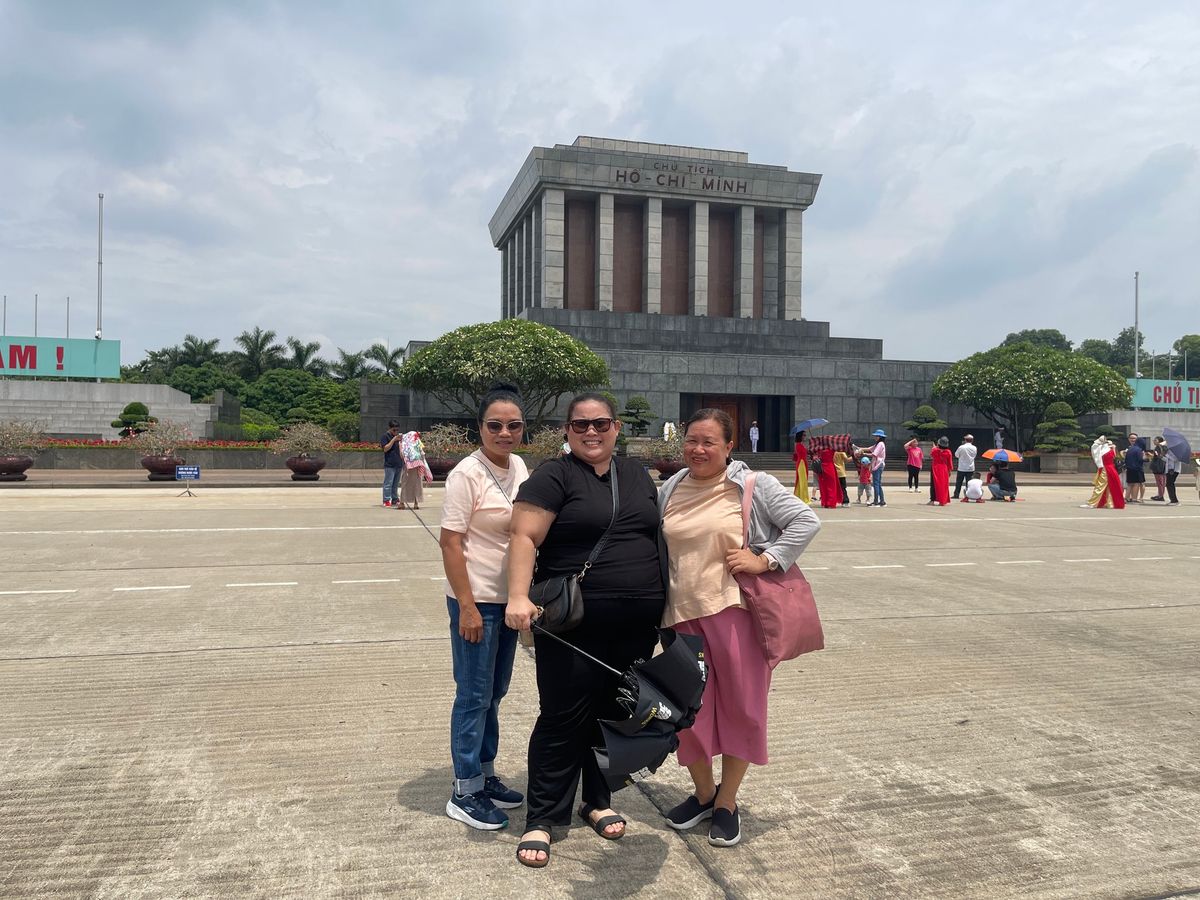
[658,460,821,571]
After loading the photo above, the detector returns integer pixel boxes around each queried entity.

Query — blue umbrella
[1162,427,1192,465]
[790,417,829,436]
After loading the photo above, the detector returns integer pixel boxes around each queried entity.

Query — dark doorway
[679,393,791,452]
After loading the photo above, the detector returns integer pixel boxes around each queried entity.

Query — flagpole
[1133,271,1139,376]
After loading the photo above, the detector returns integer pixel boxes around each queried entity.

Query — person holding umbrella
[505,392,665,868]
[1162,427,1192,505]
[792,431,811,503]
[980,448,1022,501]
[658,408,820,847]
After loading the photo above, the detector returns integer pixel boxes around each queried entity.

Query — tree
[1001,329,1072,353]
[398,320,609,427]
[1172,334,1200,379]
[901,404,948,439]
[111,402,155,437]
[1112,327,1145,375]
[621,396,654,437]
[1076,338,1115,368]
[1032,401,1087,452]
[932,343,1132,450]
[365,343,404,377]
[178,334,221,368]
[240,369,318,422]
[285,337,327,376]
[329,349,370,381]
[168,363,246,402]
[234,327,285,379]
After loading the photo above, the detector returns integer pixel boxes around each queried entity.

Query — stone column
[541,189,565,309]
[532,202,542,308]
[514,221,525,313]
[735,205,755,317]
[501,236,510,319]
[762,212,779,319]
[689,201,709,316]
[596,193,614,311]
[779,208,803,320]
[522,213,533,310]
[644,197,662,314]
[507,238,517,317]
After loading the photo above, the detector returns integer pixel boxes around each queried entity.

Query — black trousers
[1166,471,1179,503]
[906,464,920,489]
[953,470,973,497]
[838,476,849,504]
[525,599,659,831]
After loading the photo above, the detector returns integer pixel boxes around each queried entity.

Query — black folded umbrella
[531,624,708,792]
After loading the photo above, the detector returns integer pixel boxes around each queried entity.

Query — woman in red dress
[816,446,840,508]
[929,436,952,506]
[1083,436,1125,509]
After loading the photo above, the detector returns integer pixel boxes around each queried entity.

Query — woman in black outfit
[505,392,665,868]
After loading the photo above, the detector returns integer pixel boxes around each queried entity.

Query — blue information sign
[175,466,201,481]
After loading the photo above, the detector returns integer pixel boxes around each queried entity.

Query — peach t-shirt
[661,470,744,627]
[441,450,529,604]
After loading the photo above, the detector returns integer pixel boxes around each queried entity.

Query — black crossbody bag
[529,462,620,634]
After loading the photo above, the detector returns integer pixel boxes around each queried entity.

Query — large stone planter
[0,454,35,482]
[426,457,464,481]
[1039,452,1084,474]
[285,456,327,481]
[140,455,186,481]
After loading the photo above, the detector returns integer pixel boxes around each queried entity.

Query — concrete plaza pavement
[0,483,1198,899]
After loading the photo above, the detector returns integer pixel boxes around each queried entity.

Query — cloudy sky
[1,1,1197,366]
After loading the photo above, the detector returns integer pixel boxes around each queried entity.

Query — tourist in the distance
[792,431,811,502]
[862,429,887,507]
[1124,433,1146,503]
[833,446,850,508]
[816,445,840,509]
[952,434,977,499]
[380,420,403,508]
[1164,443,1183,505]
[929,436,952,506]
[398,430,430,510]
[505,393,665,868]
[987,460,1018,501]
[1149,436,1168,501]
[658,408,820,847]
[904,437,923,492]
[1082,435,1125,509]
[440,385,530,831]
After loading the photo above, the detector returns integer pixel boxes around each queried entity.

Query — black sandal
[579,804,626,840]
[516,833,551,868]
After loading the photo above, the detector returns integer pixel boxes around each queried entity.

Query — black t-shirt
[516,454,664,606]
[995,468,1017,492]
[381,432,401,467]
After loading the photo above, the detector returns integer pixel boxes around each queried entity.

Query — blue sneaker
[483,775,524,810]
[446,790,508,830]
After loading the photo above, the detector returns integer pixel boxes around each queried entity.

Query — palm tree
[365,342,404,377]
[179,334,221,368]
[286,337,327,376]
[234,327,285,379]
[329,348,369,381]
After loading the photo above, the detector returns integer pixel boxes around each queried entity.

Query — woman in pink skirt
[657,408,820,846]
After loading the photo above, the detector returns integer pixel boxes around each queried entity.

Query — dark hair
[794,431,806,444]
[685,408,734,444]
[566,391,617,420]
[388,419,400,429]
[478,383,523,423]
[937,436,950,448]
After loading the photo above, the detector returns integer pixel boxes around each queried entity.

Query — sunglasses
[567,417,615,434]
[484,420,525,434]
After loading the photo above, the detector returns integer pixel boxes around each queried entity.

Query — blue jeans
[447,598,517,795]
[382,466,401,503]
[988,484,1017,500]
[872,467,884,504]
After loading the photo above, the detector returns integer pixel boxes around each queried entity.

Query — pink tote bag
[733,472,824,669]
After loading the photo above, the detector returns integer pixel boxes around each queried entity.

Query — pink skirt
[673,605,771,767]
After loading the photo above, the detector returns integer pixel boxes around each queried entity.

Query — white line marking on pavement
[996,560,1044,565]
[2,525,439,537]
[926,562,976,567]
[853,564,905,569]
[0,589,78,595]
[1128,557,1171,561]
[331,579,403,584]
[805,566,830,571]
[1063,558,1111,562]
[112,585,191,592]
[225,582,299,587]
